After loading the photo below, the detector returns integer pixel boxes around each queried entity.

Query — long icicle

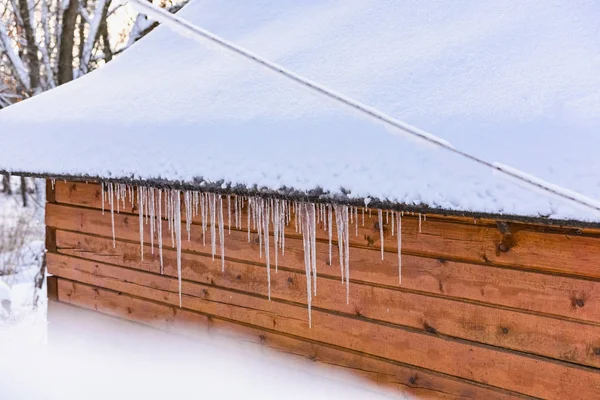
[211,193,217,260]
[264,199,271,300]
[109,183,115,248]
[301,204,312,327]
[219,195,225,272]
[311,203,317,296]
[327,205,332,267]
[138,186,144,260]
[397,211,402,285]
[173,189,183,307]
[149,187,155,254]
[158,189,164,274]
[344,206,350,304]
[101,182,105,215]
[335,206,344,283]
[273,199,279,273]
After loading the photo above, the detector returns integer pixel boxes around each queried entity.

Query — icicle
[210,193,217,260]
[149,187,155,254]
[263,199,271,300]
[257,199,263,259]
[116,184,121,214]
[311,203,317,296]
[294,202,299,233]
[274,199,279,273]
[235,196,239,230]
[328,205,333,267]
[227,195,231,234]
[392,208,395,236]
[355,207,358,237]
[219,195,226,272]
[170,189,175,248]
[362,207,365,226]
[419,212,422,233]
[201,193,207,246]
[397,212,402,285]
[299,204,312,327]
[138,186,144,261]
[51,179,55,191]
[173,189,183,307]
[424,214,426,222]
[144,187,149,225]
[101,182,105,215]
[343,206,350,304]
[281,200,286,256]
[378,209,384,260]
[247,198,252,242]
[185,191,192,242]
[335,206,345,283]
[109,183,116,248]
[158,189,164,274]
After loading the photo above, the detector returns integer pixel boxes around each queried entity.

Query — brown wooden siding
[46,181,600,399]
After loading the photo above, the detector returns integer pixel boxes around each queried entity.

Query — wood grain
[47,203,600,326]
[49,255,600,399]
[53,231,600,368]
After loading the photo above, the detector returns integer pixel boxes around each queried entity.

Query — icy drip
[334,205,344,283]
[101,182,105,215]
[263,199,271,300]
[300,203,312,327]
[397,211,402,285]
[310,203,317,296]
[210,193,217,260]
[108,183,115,248]
[184,191,192,241]
[173,189,183,307]
[94,181,417,326]
[138,185,144,260]
[201,193,207,246]
[327,205,333,267]
[378,209,384,260]
[149,187,155,254]
[218,195,225,272]
[227,195,231,234]
[273,199,280,273]
[343,206,350,304]
[158,189,163,274]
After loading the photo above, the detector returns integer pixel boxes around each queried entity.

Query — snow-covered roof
[1,0,600,223]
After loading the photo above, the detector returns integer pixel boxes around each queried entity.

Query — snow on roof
[1,0,600,223]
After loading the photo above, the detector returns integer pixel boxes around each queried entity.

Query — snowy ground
[1,302,400,399]
[0,178,47,343]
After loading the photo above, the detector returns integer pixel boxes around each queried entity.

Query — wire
[128,0,600,215]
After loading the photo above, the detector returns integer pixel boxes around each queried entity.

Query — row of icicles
[92,181,425,327]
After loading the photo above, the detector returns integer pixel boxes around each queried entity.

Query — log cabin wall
[45,181,600,399]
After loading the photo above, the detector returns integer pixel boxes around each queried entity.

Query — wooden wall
[45,181,600,399]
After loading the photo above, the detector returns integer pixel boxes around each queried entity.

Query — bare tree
[0,0,187,109]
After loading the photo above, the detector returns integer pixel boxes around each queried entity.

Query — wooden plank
[47,203,600,326]
[56,279,525,400]
[53,181,600,278]
[48,255,600,399]
[53,231,600,368]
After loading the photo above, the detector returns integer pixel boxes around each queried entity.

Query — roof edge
[5,169,600,230]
